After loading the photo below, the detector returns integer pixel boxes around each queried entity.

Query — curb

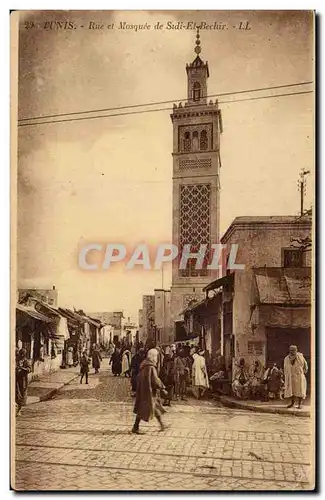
[27,373,80,405]
[218,396,310,417]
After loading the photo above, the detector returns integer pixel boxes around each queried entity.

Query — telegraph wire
[18,81,313,123]
[18,89,313,128]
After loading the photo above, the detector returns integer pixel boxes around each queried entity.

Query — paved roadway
[14,366,314,491]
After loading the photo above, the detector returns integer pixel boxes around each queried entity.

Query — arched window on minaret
[193,82,201,102]
[192,131,199,151]
[183,131,191,152]
[200,129,208,150]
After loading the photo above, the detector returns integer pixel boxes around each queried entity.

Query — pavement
[26,367,80,405]
[13,366,315,491]
[218,396,311,417]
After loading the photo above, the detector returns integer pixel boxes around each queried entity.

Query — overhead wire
[18,88,314,128]
[18,80,313,123]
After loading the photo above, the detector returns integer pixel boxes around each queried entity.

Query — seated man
[249,360,266,400]
[232,358,250,399]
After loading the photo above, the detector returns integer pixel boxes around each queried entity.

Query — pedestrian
[192,348,209,399]
[173,348,187,401]
[92,344,102,374]
[80,351,90,384]
[122,348,131,377]
[131,343,137,357]
[67,346,74,367]
[130,348,145,395]
[110,347,122,376]
[284,345,308,409]
[107,341,115,363]
[15,348,32,416]
[165,345,172,356]
[160,352,174,406]
[132,348,168,434]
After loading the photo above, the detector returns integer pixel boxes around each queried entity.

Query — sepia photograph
[11,9,315,491]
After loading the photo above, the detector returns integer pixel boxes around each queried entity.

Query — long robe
[133,360,165,422]
[232,364,250,399]
[192,353,209,389]
[16,359,32,408]
[284,353,308,399]
[110,350,122,375]
[131,353,144,392]
[122,350,131,374]
[92,349,102,369]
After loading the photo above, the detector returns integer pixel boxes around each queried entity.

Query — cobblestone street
[13,365,314,491]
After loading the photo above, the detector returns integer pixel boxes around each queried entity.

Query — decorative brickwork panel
[183,294,201,309]
[179,158,212,171]
[178,124,213,152]
[179,184,211,277]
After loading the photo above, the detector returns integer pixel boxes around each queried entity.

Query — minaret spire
[186,28,209,103]
[195,27,201,56]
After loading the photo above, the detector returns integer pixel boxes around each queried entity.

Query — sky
[16,10,314,321]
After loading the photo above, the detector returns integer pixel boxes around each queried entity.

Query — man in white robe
[284,345,308,409]
[122,349,131,377]
[192,349,209,399]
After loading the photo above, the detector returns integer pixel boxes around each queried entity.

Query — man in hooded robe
[192,348,209,399]
[132,348,168,434]
[122,348,131,377]
[284,345,308,409]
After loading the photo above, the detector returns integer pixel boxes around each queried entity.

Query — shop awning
[58,308,88,325]
[16,304,55,323]
[254,268,311,306]
[87,316,102,328]
[35,301,61,318]
[202,273,234,293]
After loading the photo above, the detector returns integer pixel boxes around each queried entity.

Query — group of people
[232,358,283,401]
[107,341,211,404]
[109,344,134,378]
[78,344,103,384]
[129,343,210,433]
[15,339,308,419]
[232,345,308,409]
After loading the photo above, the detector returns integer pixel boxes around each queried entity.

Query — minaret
[170,30,223,325]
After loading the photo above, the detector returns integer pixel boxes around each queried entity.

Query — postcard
[11,10,315,491]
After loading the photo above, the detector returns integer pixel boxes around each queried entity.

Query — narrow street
[14,365,313,491]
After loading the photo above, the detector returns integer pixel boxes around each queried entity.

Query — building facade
[208,215,312,379]
[154,289,173,344]
[19,286,58,307]
[123,317,138,345]
[142,295,155,344]
[138,309,144,343]
[170,30,223,326]
[89,311,124,344]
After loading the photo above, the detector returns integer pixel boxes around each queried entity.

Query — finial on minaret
[195,27,201,55]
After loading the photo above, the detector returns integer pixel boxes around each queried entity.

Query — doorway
[266,327,311,390]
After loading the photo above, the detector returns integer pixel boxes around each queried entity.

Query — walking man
[80,351,90,384]
[132,349,168,434]
[91,344,102,374]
